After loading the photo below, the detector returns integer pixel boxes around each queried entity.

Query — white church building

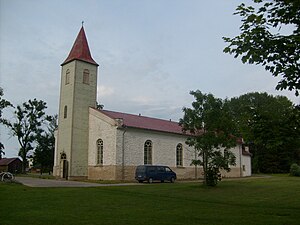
[53,27,251,180]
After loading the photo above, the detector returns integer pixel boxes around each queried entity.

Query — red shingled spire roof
[61,26,98,66]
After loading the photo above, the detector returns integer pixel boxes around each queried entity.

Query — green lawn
[0,176,299,225]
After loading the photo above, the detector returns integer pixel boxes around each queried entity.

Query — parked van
[135,165,177,183]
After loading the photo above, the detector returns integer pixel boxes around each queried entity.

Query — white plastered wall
[88,108,118,166]
[115,128,196,167]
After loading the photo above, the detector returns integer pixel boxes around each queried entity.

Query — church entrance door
[62,160,68,179]
[60,152,68,179]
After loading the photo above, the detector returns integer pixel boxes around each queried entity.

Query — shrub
[205,167,222,187]
[290,163,300,177]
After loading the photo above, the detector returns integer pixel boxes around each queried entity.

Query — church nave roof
[100,109,187,135]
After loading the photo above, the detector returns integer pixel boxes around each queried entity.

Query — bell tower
[53,26,99,179]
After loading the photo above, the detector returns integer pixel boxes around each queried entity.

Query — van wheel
[161,180,164,183]
[170,177,175,183]
[148,178,153,184]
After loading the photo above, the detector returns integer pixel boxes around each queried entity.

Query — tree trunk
[20,148,27,173]
[203,150,207,184]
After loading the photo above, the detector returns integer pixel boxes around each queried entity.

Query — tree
[33,115,57,174]
[227,92,300,173]
[0,87,13,158]
[96,102,104,110]
[0,143,5,160]
[179,90,237,186]
[3,99,50,172]
[223,0,300,96]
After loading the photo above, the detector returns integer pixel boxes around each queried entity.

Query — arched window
[63,105,67,119]
[65,69,70,85]
[97,139,103,165]
[144,140,152,165]
[83,69,89,84]
[176,143,183,166]
[60,152,66,160]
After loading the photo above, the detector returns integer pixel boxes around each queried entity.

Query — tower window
[176,143,183,166]
[144,140,152,165]
[65,69,70,85]
[83,69,89,85]
[64,105,67,119]
[61,152,67,160]
[97,139,103,165]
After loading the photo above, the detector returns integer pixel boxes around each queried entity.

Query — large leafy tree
[33,115,57,174]
[228,92,300,173]
[3,99,50,172]
[224,0,300,96]
[179,90,237,186]
[0,87,13,159]
[0,143,5,160]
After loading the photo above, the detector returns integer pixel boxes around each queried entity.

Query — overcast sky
[1,0,299,158]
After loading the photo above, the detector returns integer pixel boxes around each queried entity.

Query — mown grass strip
[0,175,299,225]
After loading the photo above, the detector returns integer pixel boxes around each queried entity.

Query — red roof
[0,158,21,166]
[100,109,186,135]
[61,26,98,66]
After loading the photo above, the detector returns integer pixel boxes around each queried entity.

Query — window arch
[144,140,152,165]
[65,69,70,85]
[97,139,103,165]
[83,69,90,84]
[63,105,67,119]
[60,152,66,160]
[176,143,183,166]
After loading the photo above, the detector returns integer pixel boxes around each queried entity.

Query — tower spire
[61,26,98,66]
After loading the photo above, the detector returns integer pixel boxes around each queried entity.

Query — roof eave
[61,58,99,67]
[117,125,190,137]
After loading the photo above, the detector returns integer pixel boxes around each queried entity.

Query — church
[53,26,251,181]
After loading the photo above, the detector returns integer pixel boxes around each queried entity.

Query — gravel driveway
[15,177,140,187]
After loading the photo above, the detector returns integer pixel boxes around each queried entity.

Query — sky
[0,0,299,158]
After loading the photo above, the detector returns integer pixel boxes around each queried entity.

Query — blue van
[135,165,177,183]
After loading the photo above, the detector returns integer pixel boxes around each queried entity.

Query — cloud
[97,85,114,97]
[131,96,154,105]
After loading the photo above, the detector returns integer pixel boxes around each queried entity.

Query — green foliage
[224,0,300,96]
[3,99,51,172]
[0,87,13,121]
[180,90,237,186]
[290,163,300,176]
[227,92,300,173]
[96,102,104,110]
[33,115,57,174]
[205,167,222,186]
[0,143,5,160]
[0,87,13,157]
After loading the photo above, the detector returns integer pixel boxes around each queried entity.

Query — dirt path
[15,177,141,187]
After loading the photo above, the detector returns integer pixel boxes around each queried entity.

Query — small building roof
[61,26,98,66]
[100,109,186,135]
[0,158,21,166]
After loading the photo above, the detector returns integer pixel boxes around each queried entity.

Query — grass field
[0,175,299,225]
